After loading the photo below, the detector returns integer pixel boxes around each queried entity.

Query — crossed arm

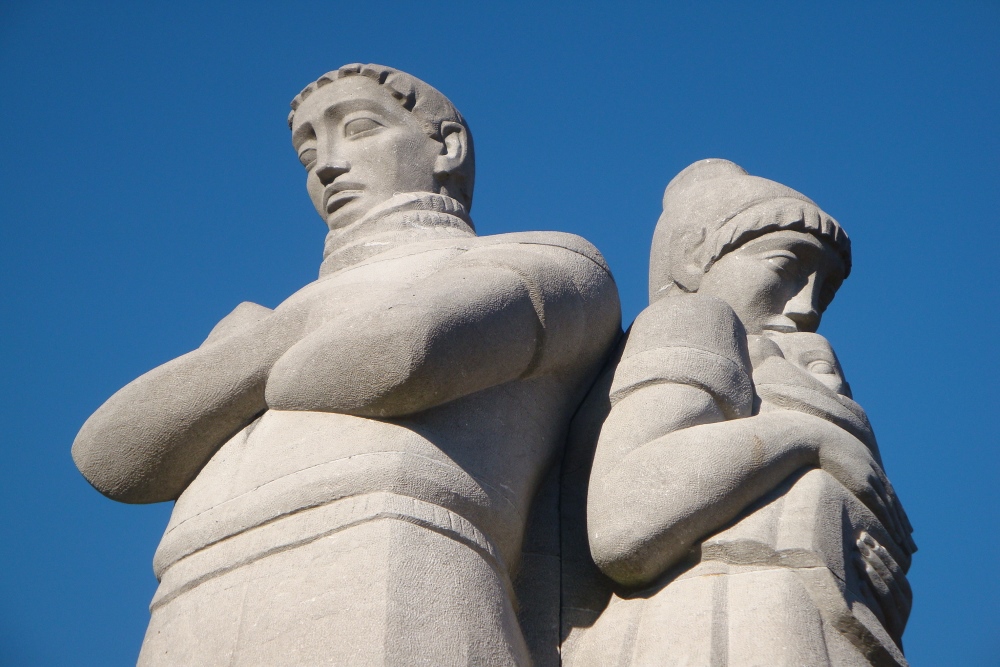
[589,386,817,586]
[71,302,295,504]
[72,243,619,504]
[587,299,909,589]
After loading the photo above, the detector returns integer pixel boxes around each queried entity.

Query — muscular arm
[72,302,296,504]
[73,238,619,503]
[265,241,621,417]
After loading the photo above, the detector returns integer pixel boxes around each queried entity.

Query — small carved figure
[760,331,851,396]
[73,64,620,666]
[571,159,915,666]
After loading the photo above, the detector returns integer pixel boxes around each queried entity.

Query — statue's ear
[434,121,468,177]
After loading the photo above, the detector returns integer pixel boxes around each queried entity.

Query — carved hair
[288,63,476,209]
[649,159,851,302]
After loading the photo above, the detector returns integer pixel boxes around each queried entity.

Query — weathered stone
[73,64,621,666]
[567,159,915,666]
[73,74,914,665]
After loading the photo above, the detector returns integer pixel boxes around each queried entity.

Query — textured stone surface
[568,159,915,666]
[73,64,621,666]
[73,71,915,665]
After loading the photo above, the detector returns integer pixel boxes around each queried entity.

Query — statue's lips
[762,318,799,334]
[325,185,364,214]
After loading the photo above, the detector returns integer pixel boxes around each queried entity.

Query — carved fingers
[809,416,915,559]
[855,530,913,643]
[871,472,917,559]
[200,302,274,348]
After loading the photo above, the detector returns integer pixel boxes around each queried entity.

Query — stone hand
[855,530,913,643]
[807,413,916,559]
[70,287,343,504]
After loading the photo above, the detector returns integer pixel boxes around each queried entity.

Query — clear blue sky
[1,2,997,664]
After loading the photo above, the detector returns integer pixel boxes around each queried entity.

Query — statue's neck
[318,192,476,277]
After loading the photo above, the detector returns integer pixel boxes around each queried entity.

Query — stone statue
[72,64,621,666]
[564,160,915,666]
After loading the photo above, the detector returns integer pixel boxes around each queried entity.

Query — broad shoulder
[614,294,754,417]
[625,293,750,371]
[340,231,610,277]
[632,294,741,340]
[468,231,612,275]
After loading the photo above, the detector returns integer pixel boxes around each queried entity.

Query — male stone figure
[563,160,914,666]
[73,64,621,666]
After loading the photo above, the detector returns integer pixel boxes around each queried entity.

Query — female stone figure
[572,159,915,666]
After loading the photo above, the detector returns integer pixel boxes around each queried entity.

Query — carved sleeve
[264,240,621,417]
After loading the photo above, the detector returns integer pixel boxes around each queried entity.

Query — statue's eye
[344,117,384,137]
[298,148,317,170]
[807,360,836,375]
[764,251,800,277]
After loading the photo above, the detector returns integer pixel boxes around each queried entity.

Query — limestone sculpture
[564,159,916,666]
[72,64,621,666]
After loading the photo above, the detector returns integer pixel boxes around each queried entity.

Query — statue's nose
[316,160,350,186]
[785,307,819,333]
[783,278,821,332]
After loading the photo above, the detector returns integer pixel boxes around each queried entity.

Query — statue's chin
[325,196,369,230]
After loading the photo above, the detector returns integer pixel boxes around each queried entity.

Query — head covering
[649,159,851,302]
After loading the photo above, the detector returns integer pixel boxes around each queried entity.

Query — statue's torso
[151,231,614,610]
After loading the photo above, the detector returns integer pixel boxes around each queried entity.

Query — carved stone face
[697,230,846,335]
[290,76,444,230]
[771,331,850,395]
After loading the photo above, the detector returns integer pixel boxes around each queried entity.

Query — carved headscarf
[649,159,851,302]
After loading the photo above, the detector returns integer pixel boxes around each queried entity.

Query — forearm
[588,410,820,587]
[72,319,290,503]
[265,265,543,417]
[262,240,620,417]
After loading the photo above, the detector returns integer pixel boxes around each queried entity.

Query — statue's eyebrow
[292,97,396,149]
[321,97,395,121]
[291,122,315,149]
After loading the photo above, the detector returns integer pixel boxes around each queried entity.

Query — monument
[72,64,621,665]
[561,159,915,666]
[73,68,914,666]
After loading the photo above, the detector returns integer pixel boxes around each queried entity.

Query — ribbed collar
[319,192,476,277]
